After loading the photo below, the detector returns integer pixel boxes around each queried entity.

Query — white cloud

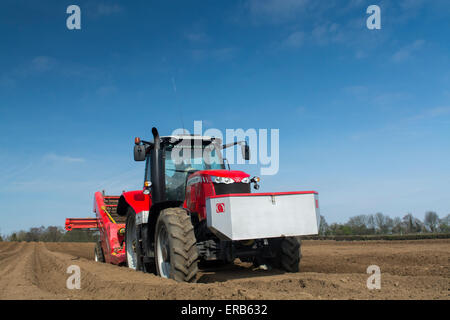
[171,77,177,93]
[185,32,208,42]
[11,56,57,77]
[391,40,425,63]
[283,31,305,48]
[30,56,55,72]
[83,3,123,18]
[344,85,369,97]
[96,4,123,16]
[241,1,441,61]
[429,106,450,117]
[408,106,450,121]
[0,75,16,88]
[0,163,33,183]
[343,86,410,109]
[96,85,118,97]
[400,0,425,9]
[43,154,86,164]
[397,0,426,21]
[296,106,307,115]
[212,47,238,61]
[190,47,238,62]
[246,0,310,23]
[374,92,410,106]
[355,50,367,59]
[311,22,342,45]
[2,56,102,85]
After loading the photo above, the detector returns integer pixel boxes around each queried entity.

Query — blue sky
[0,0,449,235]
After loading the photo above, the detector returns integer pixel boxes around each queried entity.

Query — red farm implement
[65,192,127,265]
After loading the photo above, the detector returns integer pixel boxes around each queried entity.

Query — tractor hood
[193,169,250,182]
[190,169,252,196]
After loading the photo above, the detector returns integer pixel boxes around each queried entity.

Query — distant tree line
[319,211,450,236]
[2,226,97,242]
[1,211,449,241]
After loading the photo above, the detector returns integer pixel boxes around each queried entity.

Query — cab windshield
[164,141,224,201]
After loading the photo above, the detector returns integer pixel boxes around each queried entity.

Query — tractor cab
[134,128,251,205]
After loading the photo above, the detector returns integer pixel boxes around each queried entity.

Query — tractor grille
[103,196,127,224]
[213,183,250,196]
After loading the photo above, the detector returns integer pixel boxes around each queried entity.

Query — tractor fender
[117,190,150,217]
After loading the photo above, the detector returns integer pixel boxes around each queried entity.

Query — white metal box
[206,191,320,241]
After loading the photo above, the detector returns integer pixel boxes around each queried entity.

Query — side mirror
[241,144,250,161]
[134,145,146,161]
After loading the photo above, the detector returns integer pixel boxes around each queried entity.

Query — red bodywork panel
[93,192,126,265]
[185,170,250,220]
[120,189,151,215]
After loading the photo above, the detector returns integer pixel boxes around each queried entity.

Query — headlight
[241,177,250,183]
[211,176,235,184]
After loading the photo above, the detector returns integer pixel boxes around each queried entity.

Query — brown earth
[0,240,448,300]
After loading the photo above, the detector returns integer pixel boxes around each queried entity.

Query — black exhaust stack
[151,127,165,203]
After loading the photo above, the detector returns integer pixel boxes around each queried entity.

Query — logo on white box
[216,203,225,214]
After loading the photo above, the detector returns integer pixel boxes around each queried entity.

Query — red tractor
[66,127,320,282]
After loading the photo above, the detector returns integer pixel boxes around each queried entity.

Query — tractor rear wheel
[269,237,301,272]
[94,242,105,263]
[154,208,198,282]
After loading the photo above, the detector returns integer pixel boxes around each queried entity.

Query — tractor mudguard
[117,190,151,217]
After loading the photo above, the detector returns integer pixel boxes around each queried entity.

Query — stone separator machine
[65,192,127,264]
[66,127,320,282]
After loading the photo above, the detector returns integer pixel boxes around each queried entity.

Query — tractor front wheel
[268,237,301,272]
[154,208,198,282]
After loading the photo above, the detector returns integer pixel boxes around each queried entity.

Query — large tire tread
[156,208,199,283]
[268,237,301,273]
[279,237,301,272]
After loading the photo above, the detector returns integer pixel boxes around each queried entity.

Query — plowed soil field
[0,240,448,300]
